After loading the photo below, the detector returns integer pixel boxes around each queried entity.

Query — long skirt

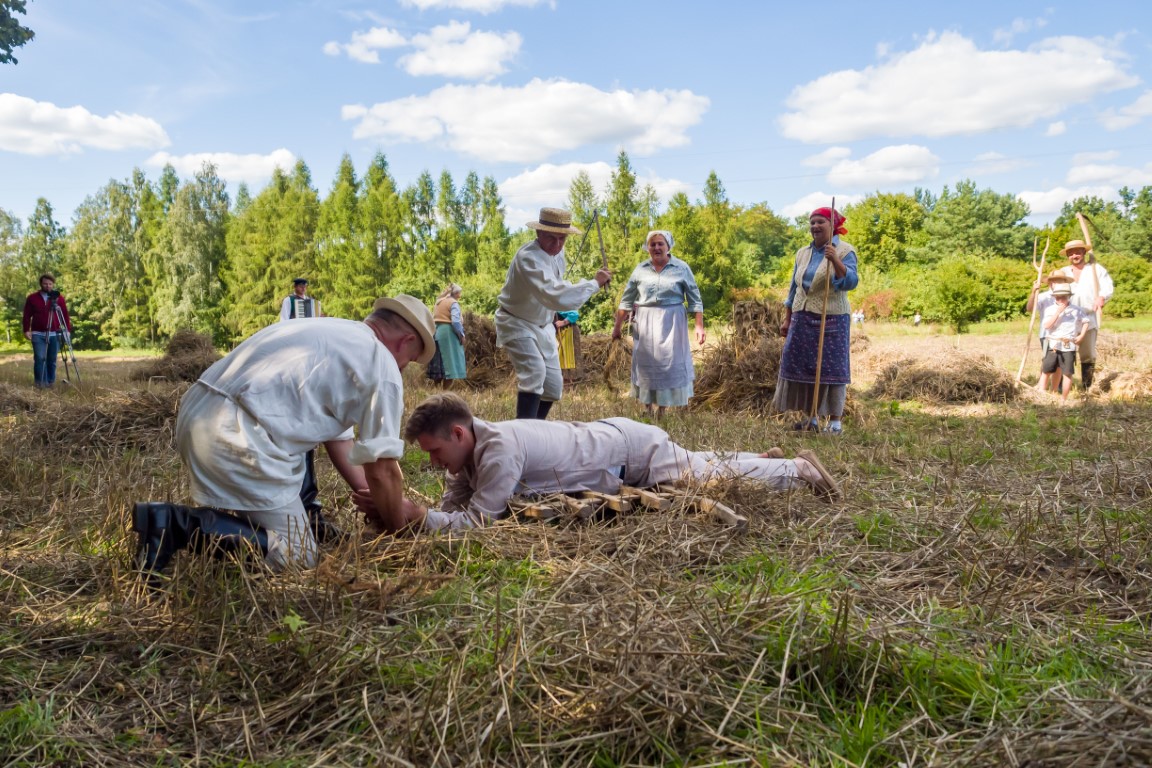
[435,323,467,379]
[772,310,850,417]
[631,305,694,407]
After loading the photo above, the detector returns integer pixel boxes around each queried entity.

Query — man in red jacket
[21,274,73,389]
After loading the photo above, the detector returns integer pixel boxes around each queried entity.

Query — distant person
[1040,282,1089,404]
[611,229,705,419]
[1052,239,1113,390]
[21,274,73,389]
[913,312,921,327]
[772,208,859,434]
[432,283,467,383]
[399,393,843,531]
[496,207,611,419]
[132,295,435,583]
[279,278,322,321]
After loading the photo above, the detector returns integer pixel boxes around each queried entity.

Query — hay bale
[1098,371,1152,400]
[0,383,36,414]
[132,329,220,383]
[460,312,514,389]
[868,355,1018,404]
[580,333,632,384]
[20,387,183,451]
[690,301,791,413]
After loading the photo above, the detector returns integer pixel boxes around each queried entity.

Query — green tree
[1,0,34,64]
[844,192,927,272]
[927,258,992,333]
[316,154,379,321]
[154,163,230,341]
[0,206,24,339]
[361,153,406,287]
[921,179,1033,261]
[20,198,66,280]
[733,202,791,279]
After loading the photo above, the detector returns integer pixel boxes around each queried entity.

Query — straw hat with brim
[372,294,437,365]
[1046,270,1074,285]
[527,207,582,235]
[1060,239,1090,256]
[1052,284,1073,296]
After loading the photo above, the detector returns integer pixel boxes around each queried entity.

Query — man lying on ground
[374,393,842,532]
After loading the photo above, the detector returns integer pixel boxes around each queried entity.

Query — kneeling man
[133,295,435,581]
[387,393,842,532]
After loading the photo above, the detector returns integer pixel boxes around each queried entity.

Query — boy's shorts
[1041,348,1077,377]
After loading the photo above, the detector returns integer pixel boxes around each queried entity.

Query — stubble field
[1,321,1152,767]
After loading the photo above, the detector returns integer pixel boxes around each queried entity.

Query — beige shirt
[495,240,599,346]
[422,418,799,531]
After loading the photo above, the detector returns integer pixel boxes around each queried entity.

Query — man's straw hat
[527,207,582,235]
[372,294,437,365]
[1060,239,1089,256]
[1046,269,1074,285]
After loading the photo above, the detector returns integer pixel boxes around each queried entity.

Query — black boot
[1081,361,1095,391]
[536,399,554,420]
[300,449,347,544]
[132,502,269,580]
[515,391,541,419]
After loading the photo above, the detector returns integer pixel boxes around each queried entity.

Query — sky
[4,0,1152,233]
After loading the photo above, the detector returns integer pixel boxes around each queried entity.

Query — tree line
[2,150,1152,349]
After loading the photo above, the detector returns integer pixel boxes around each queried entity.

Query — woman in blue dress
[612,230,705,419]
[432,284,467,382]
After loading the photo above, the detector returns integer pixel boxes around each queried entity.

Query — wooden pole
[1015,236,1049,383]
[809,198,835,426]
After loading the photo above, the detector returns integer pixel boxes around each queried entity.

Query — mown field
[2,321,1152,767]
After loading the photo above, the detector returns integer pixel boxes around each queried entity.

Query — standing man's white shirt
[1055,263,1113,331]
[495,240,599,348]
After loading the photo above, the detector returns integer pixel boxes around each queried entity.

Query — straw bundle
[1097,370,1152,400]
[460,312,515,389]
[132,329,220,383]
[0,383,36,414]
[868,355,1018,403]
[17,387,183,451]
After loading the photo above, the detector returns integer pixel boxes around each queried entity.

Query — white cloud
[826,144,939,188]
[146,149,297,185]
[399,21,520,80]
[324,21,519,80]
[0,93,169,156]
[1066,160,1152,187]
[323,26,407,64]
[1045,121,1066,136]
[802,147,851,168]
[343,78,709,163]
[778,32,1138,143]
[1099,90,1152,130]
[499,161,690,233]
[1072,150,1119,164]
[1018,185,1116,218]
[780,192,863,220]
[400,0,546,13]
[966,151,1028,176]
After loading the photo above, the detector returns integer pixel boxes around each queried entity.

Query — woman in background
[432,284,467,383]
[612,230,705,419]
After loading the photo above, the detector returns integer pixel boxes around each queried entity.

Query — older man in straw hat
[1052,239,1113,390]
[496,207,612,419]
[131,295,436,584]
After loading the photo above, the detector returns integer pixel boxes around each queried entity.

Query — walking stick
[1015,235,1050,383]
[809,197,835,426]
[1075,212,1103,327]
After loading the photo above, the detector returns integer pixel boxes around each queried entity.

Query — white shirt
[1054,262,1113,330]
[1042,301,1088,351]
[177,319,405,510]
[495,240,599,346]
[1033,291,1054,339]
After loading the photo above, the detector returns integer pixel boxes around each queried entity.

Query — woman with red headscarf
[772,207,859,434]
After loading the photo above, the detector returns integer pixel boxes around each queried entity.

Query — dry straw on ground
[868,354,1019,403]
[131,328,220,383]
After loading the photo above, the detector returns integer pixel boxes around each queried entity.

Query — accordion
[290,298,316,319]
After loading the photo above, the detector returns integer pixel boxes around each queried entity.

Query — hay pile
[15,387,183,451]
[0,383,35,414]
[460,312,514,388]
[692,301,786,413]
[868,355,1018,403]
[581,333,632,384]
[1098,370,1152,400]
[132,329,220,383]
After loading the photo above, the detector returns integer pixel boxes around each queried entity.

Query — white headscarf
[643,230,674,255]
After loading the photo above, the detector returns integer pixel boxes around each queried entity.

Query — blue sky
[4,0,1152,231]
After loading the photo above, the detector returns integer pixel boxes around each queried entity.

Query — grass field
[2,322,1151,767]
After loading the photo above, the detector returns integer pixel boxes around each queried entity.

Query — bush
[1106,291,1152,318]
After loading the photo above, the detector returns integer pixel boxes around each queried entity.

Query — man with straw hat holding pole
[131,295,436,585]
[1052,236,1113,391]
[496,207,612,420]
